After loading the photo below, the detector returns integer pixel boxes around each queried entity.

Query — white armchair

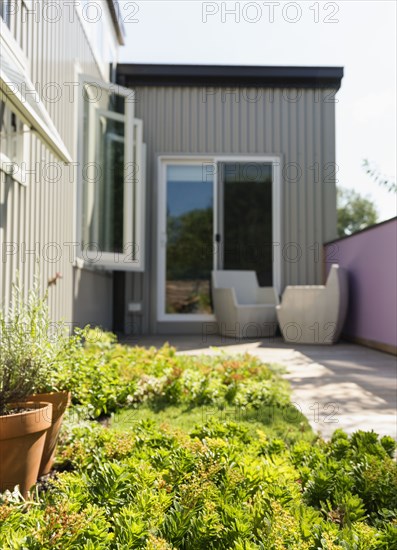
[276,264,348,344]
[211,270,279,338]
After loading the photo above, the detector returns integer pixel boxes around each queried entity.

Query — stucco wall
[325,218,397,351]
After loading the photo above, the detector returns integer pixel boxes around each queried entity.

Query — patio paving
[122,335,397,440]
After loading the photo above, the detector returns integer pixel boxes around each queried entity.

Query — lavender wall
[325,218,397,349]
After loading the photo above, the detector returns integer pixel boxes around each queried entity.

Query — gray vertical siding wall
[1,1,114,328]
[129,86,338,334]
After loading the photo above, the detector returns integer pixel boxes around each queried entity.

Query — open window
[0,17,72,173]
[79,76,145,270]
[0,100,27,184]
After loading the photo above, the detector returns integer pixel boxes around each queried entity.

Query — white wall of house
[0,0,122,330]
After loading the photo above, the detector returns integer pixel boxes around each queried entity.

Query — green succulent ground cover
[0,330,396,549]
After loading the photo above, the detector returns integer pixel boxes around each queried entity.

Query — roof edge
[117,64,344,89]
[106,0,125,46]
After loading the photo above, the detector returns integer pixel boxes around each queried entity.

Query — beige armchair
[211,270,279,338]
[276,264,348,344]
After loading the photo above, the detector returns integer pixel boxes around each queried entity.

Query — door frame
[157,154,282,323]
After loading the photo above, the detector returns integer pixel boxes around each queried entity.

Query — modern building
[117,64,343,335]
[1,1,343,336]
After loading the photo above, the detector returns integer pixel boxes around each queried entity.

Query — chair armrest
[212,287,238,307]
[278,286,330,321]
[256,287,279,306]
[212,287,239,324]
[280,285,326,307]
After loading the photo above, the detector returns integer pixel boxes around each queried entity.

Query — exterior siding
[1,1,117,329]
[128,85,338,333]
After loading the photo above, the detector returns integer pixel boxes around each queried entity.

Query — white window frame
[77,74,145,271]
[0,17,72,165]
[0,102,29,185]
[157,155,282,322]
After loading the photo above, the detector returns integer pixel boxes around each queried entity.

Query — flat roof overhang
[117,64,344,89]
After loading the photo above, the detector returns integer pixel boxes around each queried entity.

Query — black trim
[106,0,125,45]
[117,64,343,89]
[325,216,397,245]
[112,271,125,333]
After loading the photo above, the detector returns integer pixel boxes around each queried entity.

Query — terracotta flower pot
[0,402,53,496]
[24,391,71,476]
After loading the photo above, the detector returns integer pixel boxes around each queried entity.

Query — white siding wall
[1,0,116,329]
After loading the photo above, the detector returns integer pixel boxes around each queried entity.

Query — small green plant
[50,335,291,420]
[1,328,395,547]
[0,276,69,415]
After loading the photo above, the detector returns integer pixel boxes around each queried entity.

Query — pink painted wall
[325,218,397,348]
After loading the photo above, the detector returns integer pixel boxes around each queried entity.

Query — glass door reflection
[165,165,214,315]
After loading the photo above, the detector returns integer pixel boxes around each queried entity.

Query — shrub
[0,276,71,414]
[52,333,290,419]
[1,329,395,548]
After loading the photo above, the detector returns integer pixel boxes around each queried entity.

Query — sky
[119,0,397,221]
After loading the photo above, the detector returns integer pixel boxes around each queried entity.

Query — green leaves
[51,336,291,421]
[1,329,395,548]
[1,416,396,548]
[337,187,378,237]
[294,429,397,527]
[362,158,397,194]
[0,275,71,413]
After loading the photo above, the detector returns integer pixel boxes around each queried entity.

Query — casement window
[0,100,27,184]
[78,76,145,270]
[0,0,11,27]
[0,17,72,177]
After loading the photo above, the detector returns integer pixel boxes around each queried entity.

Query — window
[0,101,26,183]
[79,76,145,270]
[0,0,11,27]
[164,164,214,316]
[1,17,72,165]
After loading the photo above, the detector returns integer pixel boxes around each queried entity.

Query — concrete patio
[122,335,397,440]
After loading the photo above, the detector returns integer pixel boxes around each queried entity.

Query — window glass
[80,78,145,270]
[0,0,11,27]
[0,101,24,182]
[82,83,125,255]
[165,165,214,314]
[222,162,273,286]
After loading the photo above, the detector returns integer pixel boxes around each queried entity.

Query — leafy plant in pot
[0,277,70,494]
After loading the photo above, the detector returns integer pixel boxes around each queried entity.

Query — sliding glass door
[158,158,277,321]
[219,162,273,286]
[163,164,214,317]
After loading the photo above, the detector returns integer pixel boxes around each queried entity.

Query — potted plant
[0,400,52,496]
[0,276,71,493]
[21,316,73,476]
[23,390,71,477]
